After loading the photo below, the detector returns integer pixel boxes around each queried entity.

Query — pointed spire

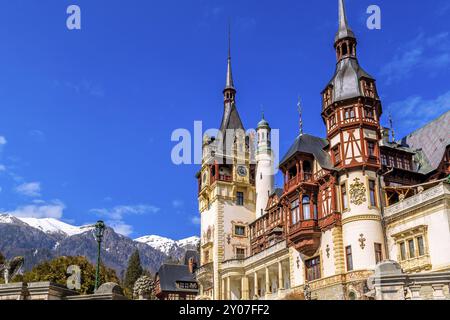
[225,23,235,90]
[335,0,355,43]
[297,96,303,136]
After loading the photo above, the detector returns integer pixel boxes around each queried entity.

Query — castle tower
[196,33,256,300]
[255,114,274,218]
[321,0,385,276]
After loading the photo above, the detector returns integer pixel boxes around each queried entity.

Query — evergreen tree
[124,250,143,290]
[0,251,5,265]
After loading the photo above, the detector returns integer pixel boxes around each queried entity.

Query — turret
[255,114,274,218]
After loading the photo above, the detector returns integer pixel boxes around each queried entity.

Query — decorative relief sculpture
[349,178,367,205]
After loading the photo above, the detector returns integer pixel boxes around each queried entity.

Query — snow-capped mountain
[15,216,94,237]
[135,235,200,261]
[0,214,199,275]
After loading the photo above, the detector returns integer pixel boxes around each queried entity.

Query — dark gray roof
[325,58,374,105]
[401,110,450,174]
[279,134,333,170]
[219,102,244,132]
[156,264,198,293]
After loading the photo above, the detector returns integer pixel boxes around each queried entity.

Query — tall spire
[297,96,303,136]
[335,0,355,43]
[225,23,235,90]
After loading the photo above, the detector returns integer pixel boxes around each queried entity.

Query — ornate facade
[195,0,450,300]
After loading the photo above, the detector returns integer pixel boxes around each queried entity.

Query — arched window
[302,195,311,220]
[342,43,348,56]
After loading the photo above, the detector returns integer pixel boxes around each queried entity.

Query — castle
[195,0,450,300]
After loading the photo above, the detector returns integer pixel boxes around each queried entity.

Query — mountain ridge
[0,214,199,276]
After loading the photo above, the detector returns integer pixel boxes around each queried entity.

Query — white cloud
[172,200,184,208]
[387,90,450,136]
[0,136,7,145]
[381,32,450,84]
[191,216,201,225]
[6,200,65,219]
[106,220,133,237]
[16,182,41,197]
[90,204,160,237]
[90,204,160,220]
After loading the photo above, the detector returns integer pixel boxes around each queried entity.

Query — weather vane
[297,96,303,136]
[388,111,395,143]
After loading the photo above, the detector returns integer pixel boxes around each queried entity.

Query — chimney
[188,257,194,274]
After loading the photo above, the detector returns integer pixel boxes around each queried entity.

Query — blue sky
[0,0,449,239]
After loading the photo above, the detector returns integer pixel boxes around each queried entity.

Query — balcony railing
[285,172,314,190]
[384,183,450,218]
[221,241,287,271]
[211,174,233,184]
[195,262,213,279]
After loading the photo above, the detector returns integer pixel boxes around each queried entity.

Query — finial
[389,112,395,143]
[297,96,303,136]
[261,105,265,120]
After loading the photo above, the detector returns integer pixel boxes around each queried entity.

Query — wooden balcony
[288,220,321,256]
[284,172,314,192]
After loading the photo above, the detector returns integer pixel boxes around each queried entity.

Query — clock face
[237,166,247,177]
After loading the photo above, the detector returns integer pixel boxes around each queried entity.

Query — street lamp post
[94,220,106,292]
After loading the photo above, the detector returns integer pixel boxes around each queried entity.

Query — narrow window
[346,246,353,271]
[305,257,321,281]
[367,141,376,157]
[374,243,383,264]
[341,184,348,211]
[381,154,387,166]
[313,195,318,220]
[291,199,300,225]
[236,192,244,206]
[400,242,406,261]
[333,146,341,164]
[302,195,311,220]
[417,236,425,256]
[408,239,415,259]
[369,180,377,207]
[364,107,374,119]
